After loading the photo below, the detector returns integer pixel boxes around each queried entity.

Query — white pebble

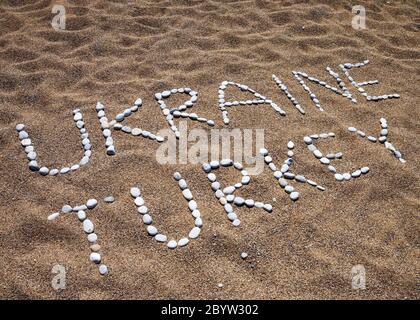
[290,192,299,201]
[47,212,60,221]
[90,252,101,264]
[189,227,201,239]
[147,225,158,236]
[86,199,98,209]
[361,167,369,174]
[130,187,141,198]
[83,219,94,233]
[87,233,97,243]
[178,238,189,247]
[167,240,177,249]
[99,264,108,275]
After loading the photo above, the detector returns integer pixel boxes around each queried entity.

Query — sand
[0,0,419,299]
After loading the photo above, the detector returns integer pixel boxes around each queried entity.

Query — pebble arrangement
[218,81,285,125]
[15,109,92,176]
[339,61,400,101]
[272,74,305,114]
[131,172,202,249]
[202,159,273,227]
[347,117,406,163]
[292,69,355,111]
[47,198,108,276]
[259,145,325,201]
[304,132,370,182]
[155,88,215,139]
[17,59,408,281]
[95,98,164,156]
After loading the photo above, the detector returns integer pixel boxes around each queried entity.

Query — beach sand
[0,0,419,299]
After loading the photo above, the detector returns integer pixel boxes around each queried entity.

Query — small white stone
[361,167,369,174]
[241,176,250,185]
[147,225,158,236]
[138,206,148,214]
[173,172,182,181]
[226,194,235,202]
[232,219,241,226]
[255,202,264,209]
[348,127,357,132]
[189,227,201,239]
[343,172,351,180]
[87,233,97,243]
[90,252,101,264]
[192,210,201,218]
[162,90,171,98]
[77,210,86,221]
[263,204,273,212]
[367,136,377,143]
[259,148,268,156]
[227,212,237,221]
[308,144,317,152]
[142,214,152,224]
[104,196,114,203]
[179,179,188,190]
[313,150,323,158]
[130,187,141,198]
[19,131,29,140]
[99,264,108,275]
[287,141,295,149]
[224,203,233,213]
[234,197,245,206]
[178,238,189,247]
[96,102,104,111]
[245,199,254,207]
[210,160,220,169]
[61,205,72,213]
[74,113,82,121]
[223,186,236,194]
[290,192,299,201]
[131,128,142,136]
[83,219,94,233]
[280,164,289,173]
[134,197,145,206]
[21,138,32,146]
[220,159,233,166]
[188,200,198,211]
[47,212,60,221]
[195,217,203,227]
[86,199,98,209]
[335,173,344,181]
[134,98,142,106]
[303,136,312,144]
[182,189,193,200]
[39,167,49,176]
[320,157,330,164]
[167,240,177,249]
[285,185,295,193]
